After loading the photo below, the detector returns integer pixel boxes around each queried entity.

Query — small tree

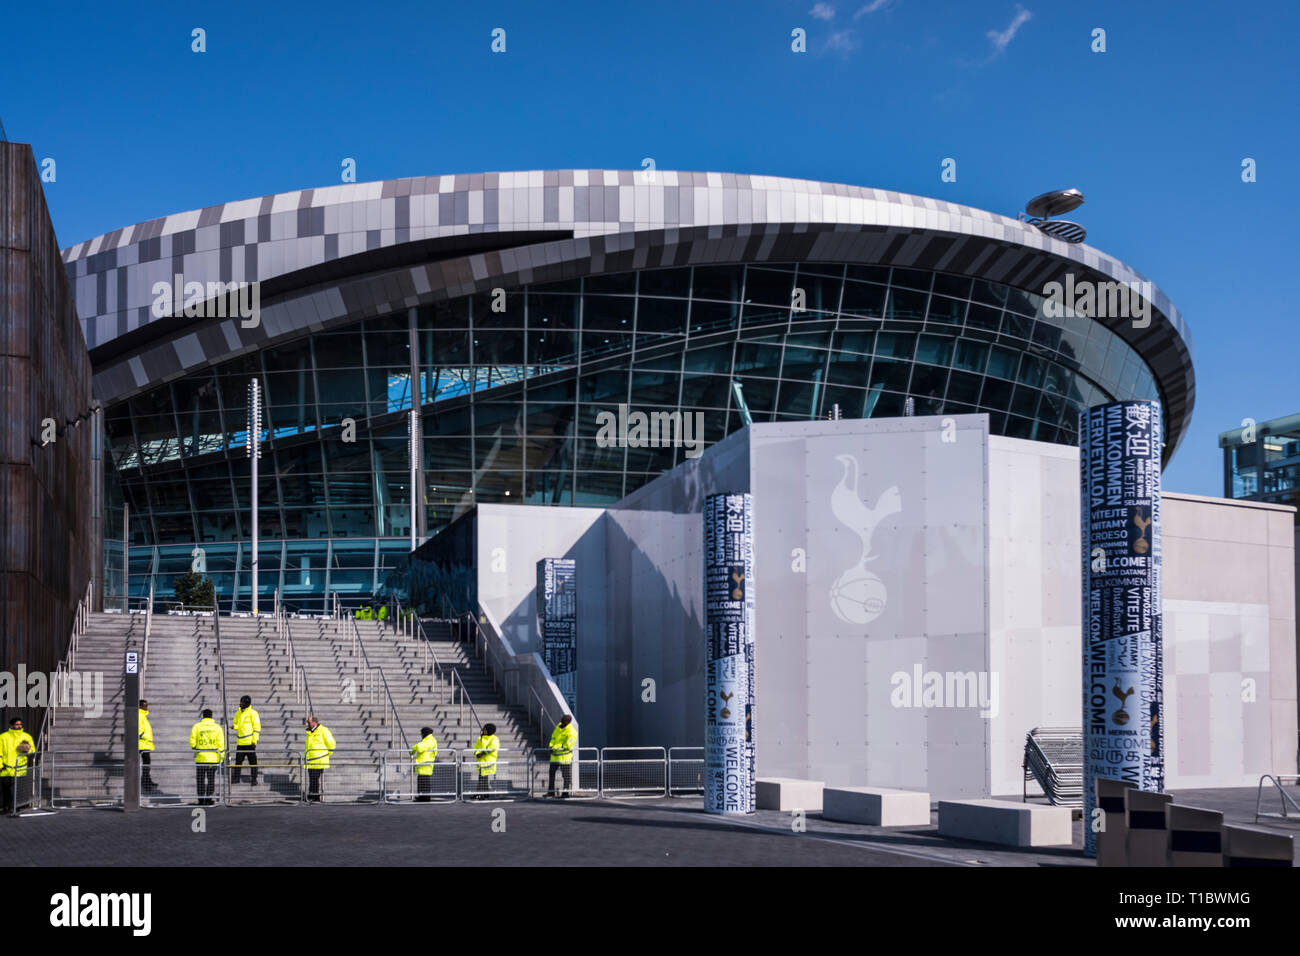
[173,571,216,609]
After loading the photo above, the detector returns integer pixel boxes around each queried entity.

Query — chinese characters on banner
[1080,401,1164,856]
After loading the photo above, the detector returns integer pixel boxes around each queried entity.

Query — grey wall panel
[750,416,989,797]
[987,436,1084,795]
[466,422,1294,795]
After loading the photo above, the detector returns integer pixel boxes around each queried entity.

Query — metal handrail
[280,603,311,710]
[38,577,93,776]
[349,616,410,751]
[141,580,154,697]
[412,615,483,741]
[529,685,562,740]
[461,610,522,706]
[1255,774,1300,824]
[411,616,442,689]
[448,668,483,746]
[210,594,230,749]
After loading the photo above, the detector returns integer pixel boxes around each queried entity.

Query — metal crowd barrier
[528,747,600,799]
[39,745,733,808]
[600,747,668,798]
[1255,774,1300,825]
[310,759,384,805]
[224,751,304,806]
[1022,727,1083,807]
[382,751,459,804]
[3,753,42,816]
[668,747,705,796]
[47,751,124,808]
[140,750,226,808]
[457,748,530,801]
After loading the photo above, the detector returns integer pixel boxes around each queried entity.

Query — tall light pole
[248,378,262,616]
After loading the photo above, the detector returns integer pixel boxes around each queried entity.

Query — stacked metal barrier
[1022,727,1084,807]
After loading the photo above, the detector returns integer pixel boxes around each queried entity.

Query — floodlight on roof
[1022,188,1087,244]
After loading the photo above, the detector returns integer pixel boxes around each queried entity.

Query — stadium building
[63,170,1196,613]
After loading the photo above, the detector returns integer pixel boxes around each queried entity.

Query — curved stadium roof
[62,170,1194,456]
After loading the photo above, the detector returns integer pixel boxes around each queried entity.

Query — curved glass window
[111,262,1166,609]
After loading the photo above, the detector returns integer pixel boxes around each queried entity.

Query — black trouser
[416,773,433,802]
[141,752,155,791]
[308,768,324,802]
[195,765,217,805]
[231,745,258,784]
[476,773,493,794]
[0,777,13,814]
[548,762,572,796]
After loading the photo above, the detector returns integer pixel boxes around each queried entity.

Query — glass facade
[1221,413,1300,514]
[109,262,1162,610]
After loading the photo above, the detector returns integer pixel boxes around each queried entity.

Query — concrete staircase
[352,617,537,755]
[40,608,545,805]
[43,612,138,767]
[42,610,224,805]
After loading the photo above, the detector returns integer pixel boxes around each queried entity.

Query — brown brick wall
[0,142,96,737]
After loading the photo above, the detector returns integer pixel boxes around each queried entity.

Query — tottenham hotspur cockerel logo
[829,454,901,625]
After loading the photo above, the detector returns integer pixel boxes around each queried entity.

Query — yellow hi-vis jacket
[549,723,576,764]
[232,706,261,746]
[188,718,225,764]
[305,724,336,769]
[0,730,34,777]
[411,733,438,775]
[138,709,154,751]
[473,734,500,776]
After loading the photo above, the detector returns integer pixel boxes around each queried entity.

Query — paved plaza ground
[2,787,1293,867]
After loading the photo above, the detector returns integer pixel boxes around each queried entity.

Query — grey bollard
[1165,804,1224,867]
[1125,789,1173,867]
[1095,778,1138,866]
[1223,825,1294,867]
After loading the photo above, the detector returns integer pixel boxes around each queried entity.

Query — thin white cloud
[987,5,1032,55]
[810,3,836,21]
[825,29,861,53]
[854,0,893,17]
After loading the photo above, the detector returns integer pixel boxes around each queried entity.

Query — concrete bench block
[1166,804,1224,867]
[756,777,823,812]
[823,786,931,827]
[938,799,1073,847]
[1223,825,1294,867]
[1125,790,1173,867]
[1095,778,1138,867]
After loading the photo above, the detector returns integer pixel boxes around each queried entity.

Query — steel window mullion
[573,281,582,499]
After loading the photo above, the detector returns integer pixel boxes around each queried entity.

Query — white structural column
[249,378,263,615]
[409,409,418,552]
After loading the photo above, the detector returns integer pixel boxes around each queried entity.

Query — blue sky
[3,0,1296,496]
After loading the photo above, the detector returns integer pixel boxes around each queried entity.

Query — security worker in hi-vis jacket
[472,724,499,797]
[138,700,156,793]
[231,696,261,786]
[304,715,336,803]
[410,727,438,802]
[0,718,35,812]
[546,715,577,798]
[188,709,225,806]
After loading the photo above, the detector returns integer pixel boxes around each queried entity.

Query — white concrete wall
[987,436,1083,796]
[473,504,607,737]
[467,431,1298,794]
[983,448,1298,794]
[1161,493,1297,786]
